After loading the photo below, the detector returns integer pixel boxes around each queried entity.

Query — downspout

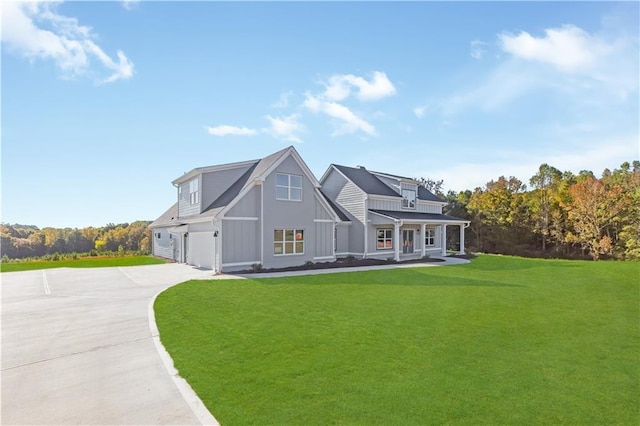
[363,196,368,258]
[260,180,264,266]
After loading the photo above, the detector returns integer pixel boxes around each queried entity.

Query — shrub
[304,260,314,267]
[251,263,264,272]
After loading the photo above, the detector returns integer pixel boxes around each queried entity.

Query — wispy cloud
[264,114,304,143]
[271,91,293,109]
[121,0,140,11]
[413,105,427,118]
[470,39,488,59]
[322,71,397,102]
[207,125,258,137]
[206,114,304,142]
[303,93,376,136]
[498,25,604,73]
[1,1,134,84]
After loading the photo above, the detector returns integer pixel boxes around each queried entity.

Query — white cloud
[1,1,134,84]
[121,0,140,10]
[413,105,427,118]
[470,40,488,59]
[263,114,304,143]
[498,25,604,73]
[322,71,397,102]
[206,125,258,137]
[303,94,376,137]
[271,91,293,109]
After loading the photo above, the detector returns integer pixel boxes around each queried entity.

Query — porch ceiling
[368,209,469,224]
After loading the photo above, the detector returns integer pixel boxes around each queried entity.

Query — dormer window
[402,189,416,209]
[189,179,199,205]
[276,173,302,201]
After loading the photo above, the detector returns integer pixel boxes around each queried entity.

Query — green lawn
[155,255,639,425]
[0,255,167,272]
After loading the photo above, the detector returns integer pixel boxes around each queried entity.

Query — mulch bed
[235,256,445,274]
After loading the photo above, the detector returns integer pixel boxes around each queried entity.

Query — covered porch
[367,209,470,261]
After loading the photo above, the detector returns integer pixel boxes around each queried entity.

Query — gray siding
[262,156,331,269]
[417,202,442,214]
[314,222,334,258]
[221,220,259,264]
[178,177,200,217]
[369,198,402,211]
[201,165,253,211]
[335,224,350,255]
[321,168,366,255]
[152,227,174,260]
[227,186,260,217]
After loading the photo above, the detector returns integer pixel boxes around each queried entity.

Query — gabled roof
[369,209,469,223]
[206,162,259,210]
[330,164,445,203]
[319,189,350,222]
[149,202,179,228]
[331,164,399,197]
[154,146,331,225]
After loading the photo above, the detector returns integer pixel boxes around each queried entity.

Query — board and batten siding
[221,220,259,265]
[417,202,442,214]
[201,165,253,212]
[178,177,200,217]
[262,155,328,269]
[226,186,260,217]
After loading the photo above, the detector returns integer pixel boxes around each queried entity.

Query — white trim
[260,182,264,265]
[313,256,336,261]
[366,251,395,256]
[314,190,341,222]
[217,181,257,219]
[221,216,259,221]
[313,219,334,223]
[261,147,322,188]
[336,252,364,257]
[221,261,261,267]
[172,160,258,185]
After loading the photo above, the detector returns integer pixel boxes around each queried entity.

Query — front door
[402,229,414,254]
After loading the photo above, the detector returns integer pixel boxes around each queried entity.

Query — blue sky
[2,1,638,228]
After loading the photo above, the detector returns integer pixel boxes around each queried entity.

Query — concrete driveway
[1,263,224,425]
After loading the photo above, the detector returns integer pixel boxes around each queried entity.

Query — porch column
[421,223,426,257]
[394,221,401,262]
[441,225,447,256]
[459,224,465,255]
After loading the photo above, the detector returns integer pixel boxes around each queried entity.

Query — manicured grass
[155,256,639,425]
[0,255,167,272]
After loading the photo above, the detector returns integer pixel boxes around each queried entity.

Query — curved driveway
[1,264,224,425]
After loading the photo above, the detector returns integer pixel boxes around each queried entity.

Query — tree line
[2,161,638,262]
[0,221,152,260]
[423,161,639,260]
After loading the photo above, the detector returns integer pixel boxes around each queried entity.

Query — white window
[274,229,304,255]
[425,227,435,246]
[377,228,393,250]
[402,189,416,209]
[189,179,199,205]
[276,173,302,201]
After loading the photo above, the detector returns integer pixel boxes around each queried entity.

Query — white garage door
[187,232,215,270]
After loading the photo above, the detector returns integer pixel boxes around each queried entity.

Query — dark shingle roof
[332,165,399,197]
[369,209,468,222]
[149,202,179,228]
[319,190,350,222]
[417,186,445,203]
[206,162,259,210]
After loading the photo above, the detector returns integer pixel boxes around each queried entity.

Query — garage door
[187,232,215,270]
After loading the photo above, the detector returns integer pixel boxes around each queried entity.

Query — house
[320,164,469,262]
[150,146,340,272]
[150,146,469,272]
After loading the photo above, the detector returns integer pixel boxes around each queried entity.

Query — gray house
[151,146,469,272]
[150,146,339,272]
[320,164,469,261]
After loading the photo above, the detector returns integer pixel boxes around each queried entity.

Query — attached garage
[186,231,216,270]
